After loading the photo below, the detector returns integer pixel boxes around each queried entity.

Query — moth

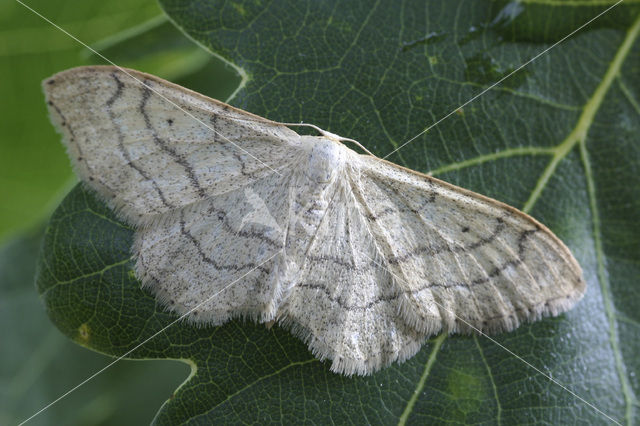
[44,66,585,376]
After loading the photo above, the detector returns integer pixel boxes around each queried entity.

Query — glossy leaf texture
[37,0,640,424]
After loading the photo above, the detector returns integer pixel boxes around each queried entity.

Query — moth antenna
[281,122,375,156]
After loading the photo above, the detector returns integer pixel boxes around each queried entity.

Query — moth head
[302,136,349,183]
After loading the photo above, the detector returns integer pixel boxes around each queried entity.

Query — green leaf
[37,0,640,423]
[85,14,239,94]
[0,0,161,242]
[0,227,188,425]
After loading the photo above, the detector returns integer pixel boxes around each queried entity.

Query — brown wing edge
[42,65,281,126]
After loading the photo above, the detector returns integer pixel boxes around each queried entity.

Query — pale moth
[43,66,585,376]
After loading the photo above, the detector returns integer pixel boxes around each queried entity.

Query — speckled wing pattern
[44,66,586,376]
[43,66,301,224]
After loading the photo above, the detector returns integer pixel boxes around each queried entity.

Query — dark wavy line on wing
[107,72,173,211]
[305,215,508,271]
[297,227,541,311]
[178,211,273,273]
[365,191,437,222]
[139,78,207,199]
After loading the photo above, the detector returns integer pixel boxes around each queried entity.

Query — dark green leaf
[86,14,239,94]
[0,227,188,425]
[0,0,161,241]
[37,0,640,423]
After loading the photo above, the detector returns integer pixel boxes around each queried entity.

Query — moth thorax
[304,136,348,184]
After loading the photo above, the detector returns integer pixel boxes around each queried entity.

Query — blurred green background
[0,0,238,424]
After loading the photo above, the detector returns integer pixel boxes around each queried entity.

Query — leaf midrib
[397,334,446,425]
